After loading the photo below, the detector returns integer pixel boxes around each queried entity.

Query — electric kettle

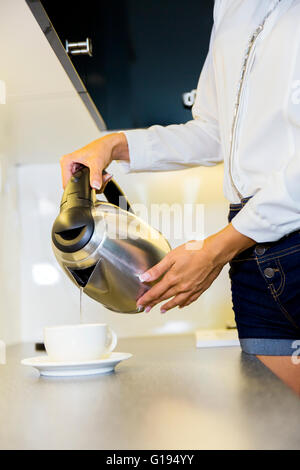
[52,167,171,313]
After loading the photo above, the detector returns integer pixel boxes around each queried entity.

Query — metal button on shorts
[255,246,266,256]
[264,267,275,279]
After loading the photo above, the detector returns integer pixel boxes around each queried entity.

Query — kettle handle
[102,169,134,214]
[58,166,133,213]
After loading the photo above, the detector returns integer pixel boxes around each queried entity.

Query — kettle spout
[66,258,108,297]
[67,263,97,288]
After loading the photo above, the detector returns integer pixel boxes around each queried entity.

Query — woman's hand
[137,224,255,313]
[60,132,129,190]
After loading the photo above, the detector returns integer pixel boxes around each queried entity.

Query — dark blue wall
[42,0,214,129]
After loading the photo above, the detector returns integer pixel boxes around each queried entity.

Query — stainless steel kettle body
[52,167,171,313]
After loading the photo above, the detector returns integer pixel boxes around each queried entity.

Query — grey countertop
[0,335,300,450]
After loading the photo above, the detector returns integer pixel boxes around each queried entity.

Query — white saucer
[21,352,133,377]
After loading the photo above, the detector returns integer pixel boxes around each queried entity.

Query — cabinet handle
[65,38,92,57]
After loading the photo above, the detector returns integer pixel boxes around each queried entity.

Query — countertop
[0,335,300,450]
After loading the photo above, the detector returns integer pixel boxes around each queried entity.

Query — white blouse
[122,0,300,243]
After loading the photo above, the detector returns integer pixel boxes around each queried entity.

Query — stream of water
[80,287,84,323]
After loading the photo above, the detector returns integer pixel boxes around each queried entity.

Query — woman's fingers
[148,266,222,312]
[60,133,129,189]
[137,270,177,307]
[60,139,107,189]
[138,254,174,283]
[60,154,114,192]
[138,285,179,311]
[179,291,202,308]
[89,161,105,190]
[60,155,74,189]
[160,292,191,312]
[60,152,88,188]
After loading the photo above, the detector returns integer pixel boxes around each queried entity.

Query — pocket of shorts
[269,251,300,330]
[271,250,300,299]
[230,247,256,263]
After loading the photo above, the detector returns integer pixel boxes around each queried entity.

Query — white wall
[0,0,101,344]
[0,102,21,344]
[18,161,234,343]
[0,0,101,165]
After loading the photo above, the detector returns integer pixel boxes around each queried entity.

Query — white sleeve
[231,153,300,242]
[119,1,224,173]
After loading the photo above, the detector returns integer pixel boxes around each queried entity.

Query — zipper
[228,1,282,201]
[228,32,261,201]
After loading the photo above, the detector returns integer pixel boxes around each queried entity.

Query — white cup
[44,323,117,362]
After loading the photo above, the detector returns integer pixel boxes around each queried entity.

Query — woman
[60,0,300,356]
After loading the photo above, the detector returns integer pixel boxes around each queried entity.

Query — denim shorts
[228,197,300,356]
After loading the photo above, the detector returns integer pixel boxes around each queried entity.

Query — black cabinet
[41,0,213,130]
